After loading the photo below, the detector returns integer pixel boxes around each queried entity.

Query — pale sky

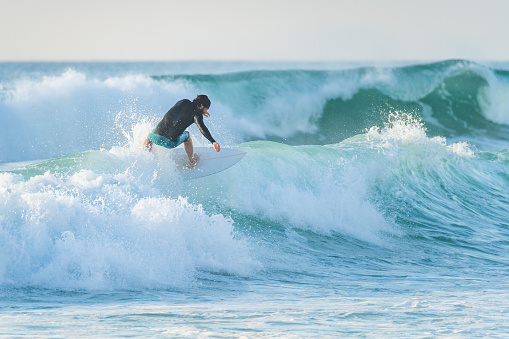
[1,0,508,62]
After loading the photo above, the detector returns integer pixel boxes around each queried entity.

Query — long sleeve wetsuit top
[154,99,216,144]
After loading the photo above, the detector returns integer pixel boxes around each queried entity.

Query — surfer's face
[199,105,210,117]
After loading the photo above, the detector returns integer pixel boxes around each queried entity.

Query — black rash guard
[154,99,216,144]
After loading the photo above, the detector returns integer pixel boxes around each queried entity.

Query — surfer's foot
[189,153,199,169]
[143,138,153,151]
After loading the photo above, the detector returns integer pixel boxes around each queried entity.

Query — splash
[0,145,260,289]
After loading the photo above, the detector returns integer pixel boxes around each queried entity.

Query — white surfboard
[171,147,246,180]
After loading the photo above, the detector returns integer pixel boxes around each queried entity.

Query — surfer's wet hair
[193,94,211,109]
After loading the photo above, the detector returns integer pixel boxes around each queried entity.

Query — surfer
[144,95,220,168]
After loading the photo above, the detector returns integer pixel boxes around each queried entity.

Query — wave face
[1,61,509,306]
[2,60,509,163]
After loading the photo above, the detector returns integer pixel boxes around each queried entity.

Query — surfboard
[171,147,246,180]
[0,159,46,171]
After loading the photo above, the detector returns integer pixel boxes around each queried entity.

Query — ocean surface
[1,60,509,337]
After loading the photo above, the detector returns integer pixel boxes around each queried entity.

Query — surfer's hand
[213,142,220,152]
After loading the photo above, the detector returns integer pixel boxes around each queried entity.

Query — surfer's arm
[193,115,217,145]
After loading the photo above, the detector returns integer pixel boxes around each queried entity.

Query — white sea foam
[0,146,260,289]
[196,141,395,244]
[477,69,509,125]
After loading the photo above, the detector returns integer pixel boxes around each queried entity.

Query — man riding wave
[144,95,220,167]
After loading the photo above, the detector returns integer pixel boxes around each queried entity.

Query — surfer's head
[194,94,211,117]
[193,94,211,109]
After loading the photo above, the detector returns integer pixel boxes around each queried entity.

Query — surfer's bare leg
[184,137,199,168]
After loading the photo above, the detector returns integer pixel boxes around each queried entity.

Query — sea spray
[1,61,509,337]
[0,149,260,289]
[363,112,509,258]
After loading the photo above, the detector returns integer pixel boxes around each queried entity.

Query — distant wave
[154,60,509,145]
[1,60,509,163]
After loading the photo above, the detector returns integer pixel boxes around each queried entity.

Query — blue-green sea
[1,60,509,337]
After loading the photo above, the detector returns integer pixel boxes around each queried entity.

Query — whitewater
[1,60,509,337]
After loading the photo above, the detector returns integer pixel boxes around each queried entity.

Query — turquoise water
[1,60,509,337]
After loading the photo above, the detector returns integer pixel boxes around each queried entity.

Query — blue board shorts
[148,129,189,149]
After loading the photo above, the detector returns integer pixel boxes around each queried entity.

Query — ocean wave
[1,109,509,289]
[0,146,260,289]
[2,60,509,163]
[154,60,509,145]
